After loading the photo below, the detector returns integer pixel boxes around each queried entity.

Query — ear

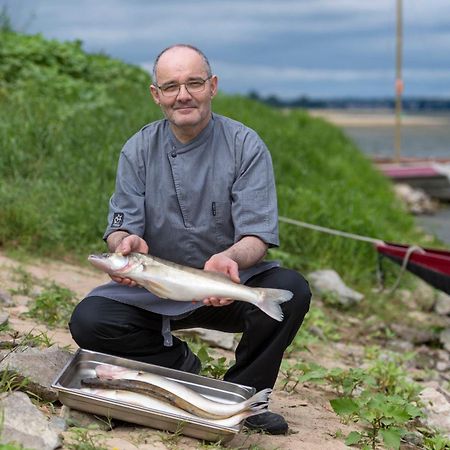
[210,75,218,98]
[150,84,160,105]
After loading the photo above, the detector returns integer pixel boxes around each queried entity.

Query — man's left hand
[202,253,240,307]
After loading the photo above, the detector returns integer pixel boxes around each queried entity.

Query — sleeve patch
[111,212,124,228]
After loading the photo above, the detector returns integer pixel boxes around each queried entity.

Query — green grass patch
[25,283,77,328]
[0,30,438,291]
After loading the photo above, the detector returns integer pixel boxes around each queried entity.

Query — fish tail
[244,388,272,409]
[253,288,293,321]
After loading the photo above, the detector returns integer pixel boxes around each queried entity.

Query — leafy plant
[25,282,77,328]
[197,346,231,379]
[331,393,422,449]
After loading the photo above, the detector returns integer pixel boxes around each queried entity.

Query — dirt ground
[0,251,359,450]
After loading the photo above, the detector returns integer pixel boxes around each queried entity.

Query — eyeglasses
[156,76,212,97]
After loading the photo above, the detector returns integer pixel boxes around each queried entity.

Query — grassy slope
[0,31,425,288]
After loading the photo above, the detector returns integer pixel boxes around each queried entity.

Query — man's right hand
[107,233,149,287]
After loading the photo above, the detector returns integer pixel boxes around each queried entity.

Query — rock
[307,269,363,307]
[0,391,61,449]
[419,387,450,437]
[0,345,73,402]
[411,280,436,312]
[60,405,114,431]
[435,292,450,316]
[175,328,236,350]
[0,288,13,306]
[439,328,450,352]
[390,323,436,345]
[0,311,9,327]
[393,183,437,215]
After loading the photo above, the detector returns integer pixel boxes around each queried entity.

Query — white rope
[278,216,385,245]
[279,215,426,294]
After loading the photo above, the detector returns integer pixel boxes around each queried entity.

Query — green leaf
[345,431,362,446]
[380,428,402,450]
[330,397,359,416]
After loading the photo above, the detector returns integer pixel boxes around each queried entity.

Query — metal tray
[52,348,255,442]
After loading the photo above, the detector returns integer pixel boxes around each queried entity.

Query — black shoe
[177,342,201,375]
[244,411,289,435]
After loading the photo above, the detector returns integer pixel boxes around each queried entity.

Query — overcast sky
[3,0,450,99]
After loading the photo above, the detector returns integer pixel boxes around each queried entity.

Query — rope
[387,245,426,294]
[278,216,385,245]
[278,215,425,294]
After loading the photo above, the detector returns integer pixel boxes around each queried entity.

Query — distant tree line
[247,91,450,112]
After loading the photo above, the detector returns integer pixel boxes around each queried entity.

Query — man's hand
[107,233,149,287]
[202,253,240,307]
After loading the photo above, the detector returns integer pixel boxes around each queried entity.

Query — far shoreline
[306,108,450,127]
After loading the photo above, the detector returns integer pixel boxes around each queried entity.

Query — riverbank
[308,109,450,127]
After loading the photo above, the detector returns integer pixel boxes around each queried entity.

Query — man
[70,44,311,435]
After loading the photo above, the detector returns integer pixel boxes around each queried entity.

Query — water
[340,111,450,245]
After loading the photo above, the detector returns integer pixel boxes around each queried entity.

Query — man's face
[150,47,218,141]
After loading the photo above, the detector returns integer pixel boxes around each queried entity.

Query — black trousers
[69,267,311,391]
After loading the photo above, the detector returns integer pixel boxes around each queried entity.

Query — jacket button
[171,151,177,158]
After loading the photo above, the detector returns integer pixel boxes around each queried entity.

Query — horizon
[2,0,450,100]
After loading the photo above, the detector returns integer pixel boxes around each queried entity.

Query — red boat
[376,242,450,294]
[375,158,450,201]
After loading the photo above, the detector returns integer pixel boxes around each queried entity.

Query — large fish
[88,252,293,321]
[81,387,266,428]
[91,363,270,420]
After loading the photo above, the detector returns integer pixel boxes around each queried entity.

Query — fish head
[88,253,135,275]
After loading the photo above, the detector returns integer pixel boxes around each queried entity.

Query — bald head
[152,44,212,85]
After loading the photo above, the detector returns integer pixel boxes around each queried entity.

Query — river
[311,109,450,245]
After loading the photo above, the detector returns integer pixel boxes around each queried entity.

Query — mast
[394,0,403,162]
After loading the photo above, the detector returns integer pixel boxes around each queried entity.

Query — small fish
[88,252,293,321]
[81,387,266,428]
[94,364,271,420]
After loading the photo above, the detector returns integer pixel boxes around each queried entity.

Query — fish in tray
[81,387,266,428]
[81,364,270,423]
[88,252,293,321]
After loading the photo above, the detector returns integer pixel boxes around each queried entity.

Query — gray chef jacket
[87,113,280,345]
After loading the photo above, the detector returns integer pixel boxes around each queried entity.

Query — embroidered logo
[111,212,124,228]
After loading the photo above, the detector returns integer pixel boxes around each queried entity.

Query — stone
[0,287,13,306]
[0,345,73,402]
[411,280,436,312]
[390,323,436,345]
[419,387,450,437]
[393,183,437,215]
[435,292,450,316]
[439,328,450,352]
[175,328,236,350]
[0,311,9,327]
[60,405,114,431]
[0,391,61,449]
[307,269,363,307]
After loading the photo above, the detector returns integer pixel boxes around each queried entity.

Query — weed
[9,267,36,296]
[157,422,186,449]
[422,431,450,450]
[186,339,232,379]
[25,282,77,328]
[65,427,108,450]
[331,392,422,449]
[197,346,231,379]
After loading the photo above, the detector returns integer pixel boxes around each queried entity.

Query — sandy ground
[307,108,450,127]
[0,252,359,450]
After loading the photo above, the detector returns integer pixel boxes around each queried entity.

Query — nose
[176,83,192,101]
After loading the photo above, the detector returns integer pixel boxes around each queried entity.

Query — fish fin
[254,288,293,321]
[235,387,272,413]
[141,280,172,299]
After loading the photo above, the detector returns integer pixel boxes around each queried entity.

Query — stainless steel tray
[52,348,255,442]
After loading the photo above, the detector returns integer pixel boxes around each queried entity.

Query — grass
[0,29,438,294]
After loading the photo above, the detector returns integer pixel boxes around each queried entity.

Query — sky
[2,0,450,100]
